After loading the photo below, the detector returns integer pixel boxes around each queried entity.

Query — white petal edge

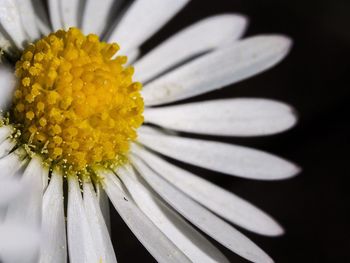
[119,165,230,263]
[67,175,99,263]
[134,14,248,83]
[142,35,292,106]
[108,0,189,52]
[138,128,300,180]
[40,171,67,263]
[101,171,191,263]
[97,184,111,233]
[31,0,51,34]
[83,181,117,263]
[82,0,115,35]
[133,145,284,236]
[0,57,16,112]
[48,0,63,31]
[144,98,297,136]
[126,48,140,66]
[0,0,27,48]
[131,155,274,263]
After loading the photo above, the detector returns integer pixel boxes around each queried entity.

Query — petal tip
[266,223,285,237]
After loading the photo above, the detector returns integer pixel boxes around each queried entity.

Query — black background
[109,0,350,262]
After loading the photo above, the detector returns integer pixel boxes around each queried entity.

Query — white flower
[0,0,300,263]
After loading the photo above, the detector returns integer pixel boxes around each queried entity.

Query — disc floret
[11,28,144,173]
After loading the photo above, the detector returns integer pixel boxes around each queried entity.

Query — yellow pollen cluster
[12,27,144,172]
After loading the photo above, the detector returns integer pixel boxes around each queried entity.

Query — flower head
[0,1,299,263]
[12,27,143,173]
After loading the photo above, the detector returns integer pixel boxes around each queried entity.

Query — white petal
[97,184,111,233]
[0,0,27,48]
[0,222,39,263]
[5,157,43,227]
[41,166,49,192]
[143,35,292,106]
[48,0,63,31]
[126,49,140,66]
[0,139,16,159]
[137,125,174,136]
[119,165,229,263]
[0,60,16,111]
[82,0,116,35]
[67,175,99,263]
[138,129,300,180]
[144,99,297,136]
[134,146,284,236]
[134,14,248,83]
[60,0,82,29]
[36,16,51,35]
[15,0,40,40]
[0,148,27,180]
[0,125,13,142]
[0,30,13,53]
[131,155,274,263]
[83,181,117,263]
[0,176,22,206]
[108,0,189,52]
[102,171,191,263]
[40,171,67,263]
[31,0,51,34]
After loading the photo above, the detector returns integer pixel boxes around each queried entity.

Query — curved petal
[131,155,274,263]
[134,145,284,236]
[83,181,117,263]
[108,0,189,52]
[119,165,229,263]
[134,14,248,83]
[0,0,27,48]
[144,99,297,136]
[138,128,300,180]
[143,35,292,106]
[67,175,99,263]
[40,171,67,263]
[102,171,191,263]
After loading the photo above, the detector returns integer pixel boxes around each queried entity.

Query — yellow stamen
[12,27,144,173]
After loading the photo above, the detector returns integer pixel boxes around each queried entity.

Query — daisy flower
[0,0,300,262]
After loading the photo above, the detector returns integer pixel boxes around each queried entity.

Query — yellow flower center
[11,27,144,173]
